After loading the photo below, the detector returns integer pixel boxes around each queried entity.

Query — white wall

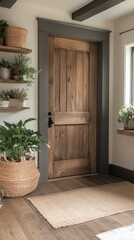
[0,2,114,165]
[113,12,134,170]
[2,3,132,171]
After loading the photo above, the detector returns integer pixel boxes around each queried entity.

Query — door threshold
[48,173,98,182]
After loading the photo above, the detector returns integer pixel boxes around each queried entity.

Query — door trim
[37,18,110,183]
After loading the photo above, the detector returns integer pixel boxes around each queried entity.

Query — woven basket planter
[5,26,28,48]
[0,160,40,197]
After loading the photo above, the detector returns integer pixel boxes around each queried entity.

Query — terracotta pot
[12,75,20,80]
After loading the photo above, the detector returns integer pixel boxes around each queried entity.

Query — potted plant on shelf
[8,88,28,107]
[0,19,8,45]
[0,118,50,197]
[0,90,10,107]
[12,54,39,85]
[0,58,12,80]
[117,103,134,129]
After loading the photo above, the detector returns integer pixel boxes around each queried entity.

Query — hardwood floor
[0,175,134,240]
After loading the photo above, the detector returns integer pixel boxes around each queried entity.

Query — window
[131,47,134,102]
[124,43,134,104]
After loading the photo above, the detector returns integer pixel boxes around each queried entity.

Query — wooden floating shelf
[117,129,134,137]
[0,107,30,111]
[0,79,29,83]
[0,45,32,54]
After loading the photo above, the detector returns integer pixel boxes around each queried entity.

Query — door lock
[48,112,54,128]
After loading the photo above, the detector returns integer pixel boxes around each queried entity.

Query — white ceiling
[17,0,134,21]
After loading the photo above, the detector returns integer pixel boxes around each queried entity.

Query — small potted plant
[117,103,134,129]
[8,88,28,107]
[0,19,8,45]
[12,54,39,85]
[0,58,12,80]
[0,90,10,107]
[0,118,50,197]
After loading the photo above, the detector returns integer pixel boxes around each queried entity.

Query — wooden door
[48,37,97,179]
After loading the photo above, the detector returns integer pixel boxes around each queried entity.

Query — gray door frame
[37,18,110,183]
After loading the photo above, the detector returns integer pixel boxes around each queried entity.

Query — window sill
[117,129,134,137]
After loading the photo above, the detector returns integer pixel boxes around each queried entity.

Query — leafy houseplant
[0,118,49,161]
[12,54,40,84]
[8,88,28,101]
[0,88,28,107]
[0,58,12,80]
[0,118,50,197]
[0,58,12,69]
[0,19,8,44]
[8,88,28,107]
[0,19,8,36]
[118,103,134,129]
[0,90,9,107]
[0,90,9,101]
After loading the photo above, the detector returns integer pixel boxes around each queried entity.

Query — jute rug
[27,181,134,229]
[96,223,134,240]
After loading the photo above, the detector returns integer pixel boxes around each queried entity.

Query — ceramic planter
[9,99,27,107]
[0,100,9,107]
[0,67,11,80]
[124,119,134,130]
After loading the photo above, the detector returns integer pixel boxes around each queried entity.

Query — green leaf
[24,118,36,125]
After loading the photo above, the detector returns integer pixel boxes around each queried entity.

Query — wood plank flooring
[0,175,134,240]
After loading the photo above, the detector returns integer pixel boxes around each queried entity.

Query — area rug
[27,181,134,229]
[96,223,134,240]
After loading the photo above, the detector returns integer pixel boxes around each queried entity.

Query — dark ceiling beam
[0,0,17,8]
[72,0,126,21]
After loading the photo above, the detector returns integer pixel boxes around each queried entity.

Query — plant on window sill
[117,103,134,130]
